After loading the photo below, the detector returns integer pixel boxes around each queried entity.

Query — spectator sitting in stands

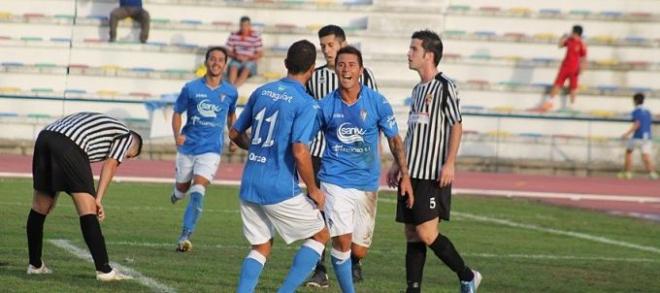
[619,93,658,180]
[109,0,150,43]
[226,16,263,87]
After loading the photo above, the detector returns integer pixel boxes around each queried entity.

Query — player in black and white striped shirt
[387,30,481,293]
[304,24,379,288]
[27,112,142,281]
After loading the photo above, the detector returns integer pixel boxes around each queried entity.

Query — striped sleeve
[108,134,133,163]
[362,67,378,91]
[443,78,462,125]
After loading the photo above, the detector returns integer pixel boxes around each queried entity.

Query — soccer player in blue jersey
[170,46,239,251]
[229,40,330,293]
[316,46,414,292]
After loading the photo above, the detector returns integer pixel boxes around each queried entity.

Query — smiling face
[319,34,345,68]
[205,49,227,77]
[335,52,362,91]
[407,38,429,71]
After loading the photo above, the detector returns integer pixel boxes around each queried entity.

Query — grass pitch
[1,177,659,292]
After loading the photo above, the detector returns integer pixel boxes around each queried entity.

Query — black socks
[27,209,47,268]
[79,214,112,273]
[405,241,427,293]
[428,234,474,282]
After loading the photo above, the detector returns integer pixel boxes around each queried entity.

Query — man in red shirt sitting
[541,25,587,112]
[226,16,263,87]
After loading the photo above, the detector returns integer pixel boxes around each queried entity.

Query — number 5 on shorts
[430,197,436,209]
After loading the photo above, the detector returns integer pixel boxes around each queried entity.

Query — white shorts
[240,194,325,245]
[321,182,378,248]
[175,152,221,183]
[626,139,653,154]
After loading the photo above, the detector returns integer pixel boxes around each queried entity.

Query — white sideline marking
[103,240,660,263]
[3,171,659,203]
[379,197,660,255]
[49,239,176,293]
[453,188,660,203]
[454,212,660,255]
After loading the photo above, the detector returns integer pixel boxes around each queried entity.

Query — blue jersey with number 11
[233,78,319,205]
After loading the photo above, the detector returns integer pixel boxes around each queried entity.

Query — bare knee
[312,227,330,244]
[175,182,191,193]
[31,191,56,215]
[332,234,352,252]
[415,223,439,246]
[251,239,273,258]
[351,243,368,259]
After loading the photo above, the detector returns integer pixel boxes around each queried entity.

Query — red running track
[2,154,658,220]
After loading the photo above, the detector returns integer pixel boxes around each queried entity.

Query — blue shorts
[228,59,257,76]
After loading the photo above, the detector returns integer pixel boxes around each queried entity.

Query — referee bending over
[26,112,142,281]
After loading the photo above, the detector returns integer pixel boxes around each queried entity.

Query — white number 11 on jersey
[251,108,279,147]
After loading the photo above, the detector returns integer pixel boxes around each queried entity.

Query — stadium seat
[0,87,21,93]
[599,11,622,18]
[0,111,19,117]
[503,32,526,41]
[508,7,532,16]
[461,105,485,112]
[478,6,501,13]
[538,9,561,17]
[97,90,120,97]
[568,9,591,17]
[27,113,52,119]
[447,5,470,13]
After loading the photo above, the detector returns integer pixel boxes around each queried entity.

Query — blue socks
[278,240,325,293]
[237,250,266,293]
[331,248,355,293]
[182,184,205,236]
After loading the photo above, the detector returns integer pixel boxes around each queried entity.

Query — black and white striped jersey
[44,112,134,163]
[306,65,378,157]
[404,73,462,180]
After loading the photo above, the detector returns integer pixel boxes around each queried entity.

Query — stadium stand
[0,0,658,173]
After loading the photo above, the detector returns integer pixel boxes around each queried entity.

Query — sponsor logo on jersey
[337,122,365,144]
[262,89,293,103]
[197,99,221,118]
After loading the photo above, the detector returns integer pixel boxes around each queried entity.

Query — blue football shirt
[233,78,319,205]
[317,86,399,191]
[174,78,238,155]
[632,106,652,139]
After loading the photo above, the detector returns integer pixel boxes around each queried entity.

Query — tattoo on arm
[388,136,409,175]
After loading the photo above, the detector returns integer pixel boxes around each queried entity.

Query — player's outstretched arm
[387,135,413,208]
[292,143,324,210]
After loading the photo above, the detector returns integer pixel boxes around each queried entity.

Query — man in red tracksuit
[542,25,587,111]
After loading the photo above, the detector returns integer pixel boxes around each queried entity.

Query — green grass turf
[1,177,659,292]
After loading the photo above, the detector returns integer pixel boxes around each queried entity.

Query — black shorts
[396,178,451,224]
[32,131,96,197]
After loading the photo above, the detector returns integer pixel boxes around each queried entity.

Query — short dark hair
[205,46,228,63]
[318,25,346,42]
[411,30,443,66]
[336,46,363,67]
[285,40,316,74]
[240,16,250,23]
[633,92,645,105]
[572,25,583,36]
[130,130,143,158]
